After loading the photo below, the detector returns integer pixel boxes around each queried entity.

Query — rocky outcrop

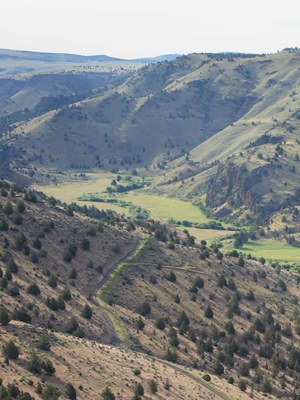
[244,134,283,150]
[206,162,262,207]
[205,162,286,220]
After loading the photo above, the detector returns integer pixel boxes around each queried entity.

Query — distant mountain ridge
[133,54,181,63]
[0,48,180,64]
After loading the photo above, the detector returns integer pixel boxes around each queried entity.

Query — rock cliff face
[206,163,261,207]
[205,162,298,220]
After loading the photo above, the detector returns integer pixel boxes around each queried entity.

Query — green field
[223,238,300,265]
[119,193,210,223]
[34,176,211,224]
[79,200,130,216]
[181,226,235,243]
[34,173,112,202]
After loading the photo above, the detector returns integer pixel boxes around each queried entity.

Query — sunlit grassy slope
[8,51,276,170]
[153,51,300,223]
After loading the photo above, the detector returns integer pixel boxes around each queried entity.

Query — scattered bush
[194,276,204,288]
[245,290,255,301]
[4,201,13,215]
[164,347,178,363]
[165,271,176,282]
[69,268,77,279]
[38,334,51,351]
[81,238,90,251]
[213,361,224,375]
[66,317,79,334]
[41,384,60,400]
[48,274,58,288]
[238,380,247,392]
[81,304,93,319]
[111,244,120,253]
[148,379,158,394]
[7,257,18,274]
[0,217,9,231]
[57,296,66,310]
[15,232,27,251]
[62,286,72,301]
[101,386,115,400]
[12,213,23,225]
[25,191,37,203]
[66,383,77,399]
[33,237,42,249]
[16,200,26,213]
[138,301,151,316]
[149,275,157,284]
[27,284,41,296]
[12,307,31,323]
[205,306,213,319]
[0,306,10,325]
[46,297,59,311]
[218,274,227,288]
[155,317,166,330]
[2,339,19,359]
[135,318,145,330]
[134,383,144,398]
[73,327,85,338]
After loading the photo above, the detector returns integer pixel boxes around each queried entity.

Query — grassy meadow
[181,226,236,243]
[34,173,112,202]
[223,238,300,265]
[34,174,211,223]
[119,193,210,223]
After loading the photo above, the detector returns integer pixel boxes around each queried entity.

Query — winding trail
[93,238,230,400]
[92,238,142,345]
[145,356,230,400]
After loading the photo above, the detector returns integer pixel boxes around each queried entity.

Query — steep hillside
[1,179,300,399]
[0,180,246,399]
[0,71,134,124]
[0,47,146,138]
[2,322,225,400]
[0,69,136,180]
[100,235,300,399]
[0,180,139,342]
[5,52,261,171]
[147,49,300,222]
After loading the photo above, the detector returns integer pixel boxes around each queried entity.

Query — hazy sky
[0,0,299,58]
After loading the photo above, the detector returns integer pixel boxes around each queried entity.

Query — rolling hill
[0,47,156,137]
[159,48,300,222]
[5,52,260,170]
[0,72,129,119]
[2,48,300,224]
